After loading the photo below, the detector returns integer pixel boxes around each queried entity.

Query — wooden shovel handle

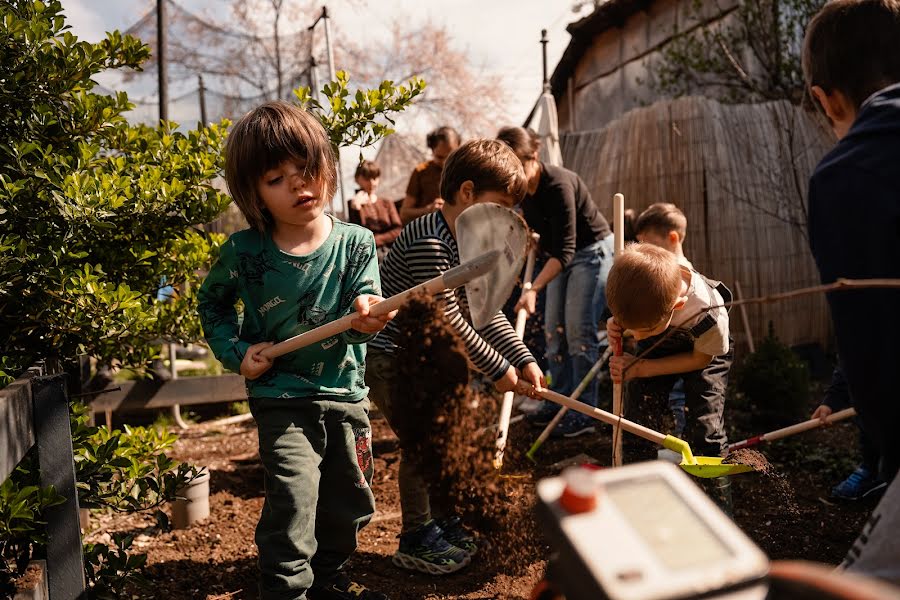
[538,387,667,447]
[729,407,857,451]
[260,272,448,360]
[765,407,857,442]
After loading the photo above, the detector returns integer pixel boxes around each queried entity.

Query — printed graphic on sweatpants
[353,427,373,489]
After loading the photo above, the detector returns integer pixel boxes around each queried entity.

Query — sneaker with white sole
[831,465,887,501]
[435,516,478,556]
[527,401,562,426]
[392,520,470,575]
[550,411,596,439]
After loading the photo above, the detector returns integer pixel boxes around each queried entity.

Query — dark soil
[87,337,875,599]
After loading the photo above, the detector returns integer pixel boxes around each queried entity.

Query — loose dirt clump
[725,448,799,516]
[724,448,773,474]
[391,295,543,571]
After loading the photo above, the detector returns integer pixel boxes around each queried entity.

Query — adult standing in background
[399,126,461,224]
[497,126,615,438]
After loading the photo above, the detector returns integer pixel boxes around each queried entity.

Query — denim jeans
[544,234,614,408]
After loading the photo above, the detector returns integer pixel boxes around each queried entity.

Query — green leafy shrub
[0,461,65,596]
[0,1,422,595]
[734,322,811,427]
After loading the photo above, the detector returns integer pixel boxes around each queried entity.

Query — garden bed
[88,406,874,599]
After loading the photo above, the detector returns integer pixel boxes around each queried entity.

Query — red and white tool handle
[727,407,857,452]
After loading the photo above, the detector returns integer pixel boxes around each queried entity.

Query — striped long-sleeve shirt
[370,211,536,380]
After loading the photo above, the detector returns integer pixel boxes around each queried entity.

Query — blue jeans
[544,235,614,408]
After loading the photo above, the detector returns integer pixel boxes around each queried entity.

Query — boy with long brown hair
[198,101,395,600]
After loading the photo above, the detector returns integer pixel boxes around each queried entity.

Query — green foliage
[0,0,232,383]
[647,0,825,104]
[734,323,811,426]
[230,400,250,416]
[294,71,426,154]
[83,532,149,599]
[70,402,199,514]
[0,459,65,582]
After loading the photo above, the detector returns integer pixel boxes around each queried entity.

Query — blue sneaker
[831,466,887,501]
[435,516,477,556]
[527,401,561,426]
[550,411,596,439]
[392,520,470,575]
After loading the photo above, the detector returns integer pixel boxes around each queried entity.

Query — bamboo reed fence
[561,96,836,353]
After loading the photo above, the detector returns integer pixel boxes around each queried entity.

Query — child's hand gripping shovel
[518,384,754,478]
[727,408,857,453]
[260,203,530,360]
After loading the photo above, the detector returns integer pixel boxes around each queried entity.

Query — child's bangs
[255,114,332,182]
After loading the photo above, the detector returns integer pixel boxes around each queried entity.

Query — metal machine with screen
[536,461,770,600]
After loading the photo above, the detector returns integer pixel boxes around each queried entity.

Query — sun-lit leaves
[294,70,426,151]
[0,0,231,385]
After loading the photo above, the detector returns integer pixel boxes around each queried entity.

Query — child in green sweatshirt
[198,101,395,600]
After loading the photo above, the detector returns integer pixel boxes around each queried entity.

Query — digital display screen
[606,477,734,570]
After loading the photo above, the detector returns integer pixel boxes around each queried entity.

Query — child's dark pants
[250,397,375,599]
[624,315,732,462]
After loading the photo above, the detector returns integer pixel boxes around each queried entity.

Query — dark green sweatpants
[250,396,376,600]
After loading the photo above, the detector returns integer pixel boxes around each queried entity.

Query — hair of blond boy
[355,160,381,181]
[803,0,900,110]
[606,243,683,330]
[439,139,528,205]
[225,100,337,232]
[634,202,688,240]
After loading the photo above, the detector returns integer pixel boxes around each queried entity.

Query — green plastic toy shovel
[534,388,754,478]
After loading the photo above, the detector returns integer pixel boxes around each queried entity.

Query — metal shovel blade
[456,203,530,329]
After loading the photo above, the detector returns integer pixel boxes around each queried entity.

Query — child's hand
[495,365,518,393]
[811,404,833,423]
[606,316,624,344]
[515,362,545,398]
[350,295,397,334]
[241,342,274,380]
[514,287,538,316]
[609,353,641,384]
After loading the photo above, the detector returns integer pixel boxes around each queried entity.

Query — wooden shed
[548,0,836,353]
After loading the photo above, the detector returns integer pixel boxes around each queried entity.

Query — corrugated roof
[550,0,650,98]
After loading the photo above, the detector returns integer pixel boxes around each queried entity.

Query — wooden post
[612,193,625,467]
[32,374,86,597]
[734,280,755,353]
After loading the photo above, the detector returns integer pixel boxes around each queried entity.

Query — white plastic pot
[171,467,210,529]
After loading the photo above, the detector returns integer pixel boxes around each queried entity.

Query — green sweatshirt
[198,216,381,401]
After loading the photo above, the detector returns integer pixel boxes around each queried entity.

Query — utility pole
[198,74,208,125]
[157,0,168,122]
[309,6,346,218]
[322,6,336,84]
[309,56,320,102]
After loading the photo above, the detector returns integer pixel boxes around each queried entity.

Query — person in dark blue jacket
[803,0,900,485]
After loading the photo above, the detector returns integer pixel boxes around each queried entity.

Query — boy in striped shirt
[367,139,544,575]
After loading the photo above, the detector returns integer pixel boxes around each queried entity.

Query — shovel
[727,408,857,453]
[494,236,539,469]
[529,386,754,478]
[261,204,530,360]
[525,336,611,461]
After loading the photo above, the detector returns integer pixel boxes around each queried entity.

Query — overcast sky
[61,0,584,125]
